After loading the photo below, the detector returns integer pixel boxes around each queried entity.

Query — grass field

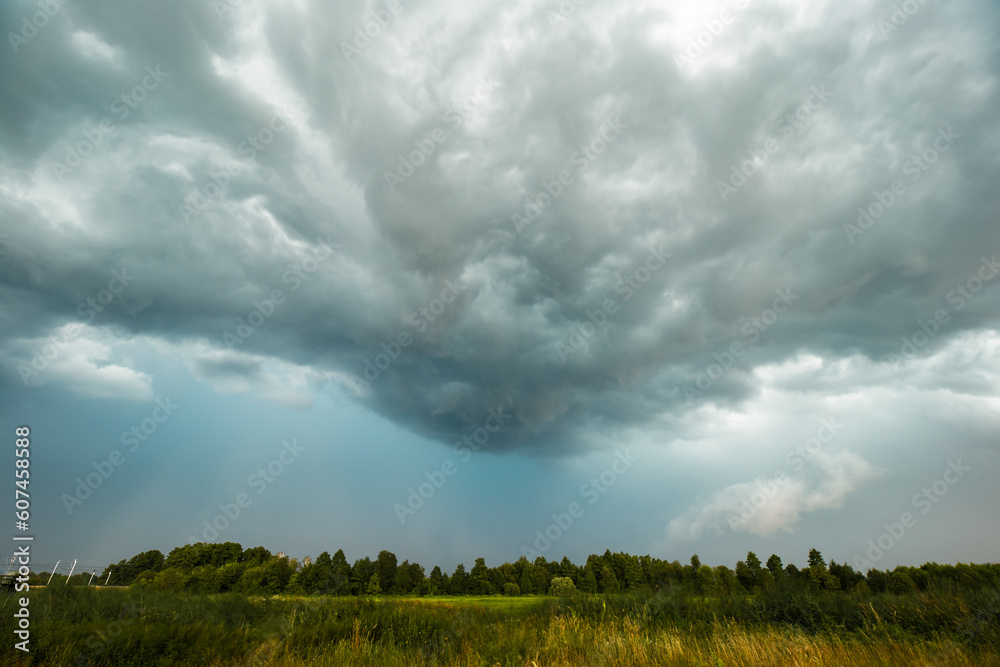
[398,595,551,613]
[257,594,551,615]
[2,586,998,666]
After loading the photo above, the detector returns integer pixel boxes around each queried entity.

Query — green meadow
[3,584,998,666]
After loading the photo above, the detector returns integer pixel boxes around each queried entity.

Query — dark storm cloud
[1,0,998,457]
[192,355,261,382]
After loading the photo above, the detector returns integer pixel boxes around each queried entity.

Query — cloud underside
[0,0,998,465]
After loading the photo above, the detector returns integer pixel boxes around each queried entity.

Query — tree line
[49,543,996,598]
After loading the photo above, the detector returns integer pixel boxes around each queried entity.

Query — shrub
[549,577,577,597]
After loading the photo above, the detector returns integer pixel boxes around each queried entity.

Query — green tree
[375,550,397,593]
[599,565,619,593]
[296,552,330,594]
[365,572,382,595]
[806,549,838,592]
[428,565,445,595]
[664,560,685,587]
[616,552,645,590]
[867,568,888,593]
[548,576,577,596]
[469,557,494,595]
[735,560,754,591]
[131,570,155,588]
[150,567,187,591]
[495,562,518,593]
[685,554,701,589]
[210,542,243,567]
[351,557,374,595]
[580,564,598,593]
[242,546,272,566]
[696,565,719,595]
[185,565,221,593]
[105,549,165,585]
[449,563,469,595]
[746,551,763,587]
[556,555,584,588]
[887,568,916,594]
[829,561,863,592]
[518,566,536,594]
[330,549,352,595]
[393,560,425,595]
[714,565,743,595]
[217,561,246,592]
[766,554,783,579]
[532,558,553,593]
[759,569,776,591]
[262,558,294,593]
[165,544,206,571]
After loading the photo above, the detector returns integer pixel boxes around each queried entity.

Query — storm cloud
[1,0,998,569]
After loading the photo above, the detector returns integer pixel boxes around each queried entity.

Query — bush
[549,577,577,597]
[150,567,188,591]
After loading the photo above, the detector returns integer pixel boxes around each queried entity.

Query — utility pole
[104,568,113,586]
[66,559,77,584]
[46,561,61,586]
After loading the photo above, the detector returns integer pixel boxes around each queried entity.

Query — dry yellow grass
[219,616,999,667]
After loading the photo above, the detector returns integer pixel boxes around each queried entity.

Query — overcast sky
[1,0,998,577]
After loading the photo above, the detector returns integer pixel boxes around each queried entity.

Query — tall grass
[1,586,997,666]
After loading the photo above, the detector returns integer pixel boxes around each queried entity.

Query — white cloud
[666,449,885,541]
[183,342,332,410]
[5,324,153,402]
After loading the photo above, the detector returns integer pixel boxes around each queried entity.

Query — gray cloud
[1,0,998,463]
[191,354,262,382]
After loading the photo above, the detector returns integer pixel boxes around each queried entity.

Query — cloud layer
[1,0,999,567]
